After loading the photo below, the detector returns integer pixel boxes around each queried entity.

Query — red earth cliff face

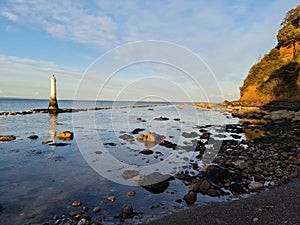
[240,44,300,102]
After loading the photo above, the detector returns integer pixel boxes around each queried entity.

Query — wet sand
[145,177,300,225]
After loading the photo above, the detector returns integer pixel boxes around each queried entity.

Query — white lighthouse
[48,75,59,111]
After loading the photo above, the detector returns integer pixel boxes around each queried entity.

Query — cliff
[239,5,300,102]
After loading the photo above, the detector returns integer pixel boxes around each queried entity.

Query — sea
[0,98,241,225]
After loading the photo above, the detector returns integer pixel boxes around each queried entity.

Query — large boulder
[0,135,16,141]
[56,131,73,140]
[136,131,164,149]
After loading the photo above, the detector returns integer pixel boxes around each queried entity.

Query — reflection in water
[244,128,265,140]
[49,113,58,143]
[239,119,266,140]
[138,172,174,194]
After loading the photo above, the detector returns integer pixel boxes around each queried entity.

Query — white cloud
[1,0,118,49]
[0,54,82,76]
[1,11,18,21]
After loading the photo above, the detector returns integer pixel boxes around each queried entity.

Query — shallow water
[0,99,241,224]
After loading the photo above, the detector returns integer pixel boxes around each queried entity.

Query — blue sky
[0,0,299,102]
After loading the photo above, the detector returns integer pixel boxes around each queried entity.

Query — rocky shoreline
[146,101,300,225]
[0,103,171,116]
[175,119,300,205]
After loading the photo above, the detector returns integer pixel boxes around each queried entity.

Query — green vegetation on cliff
[240,5,300,101]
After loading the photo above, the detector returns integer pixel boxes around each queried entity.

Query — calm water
[0,98,239,225]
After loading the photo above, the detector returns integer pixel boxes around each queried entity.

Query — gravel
[145,167,300,225]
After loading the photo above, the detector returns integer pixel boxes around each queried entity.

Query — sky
[0,0,299,102]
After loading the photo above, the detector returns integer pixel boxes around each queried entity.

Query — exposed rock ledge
[226,101,300,120]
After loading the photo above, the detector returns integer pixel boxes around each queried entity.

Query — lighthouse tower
[48,75,59,111]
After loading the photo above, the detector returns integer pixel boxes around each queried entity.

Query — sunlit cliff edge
[239,5,300,102]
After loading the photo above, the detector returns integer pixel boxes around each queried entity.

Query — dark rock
[139,172,173,194]
[49,143,68,147]
[200,132,210,139]
[119,134,135,142]
[154,116,169,121]
[122,204,134,218]
[131,128,145,134]
[221,139,238,148]
[175,199,183,203]
[189,182,201,192]
[184,192,197,205]
[275,168,284,177]
[159,140,177,149]
[194,141,206,152]
[104,142,117,146]
[199,180,210,193]
[229,183,246,194]
[231,160,248,170]
[182,132,199,138]
[191,163,199,170]
[206,166,235,183]
[175,173,188,180]
[214,133,226,138]
[27,135,39,139]
[139,149,154,155]
[174,118,181,121]
[225,124,244,133]
[248,167,256,174]
[0,135,16,141]
[253,174,264,182]
[231,134,242,139]
[207,188,219,197]
[136,117,147,122]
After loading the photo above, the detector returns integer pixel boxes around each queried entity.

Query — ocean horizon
[0,97,199,113]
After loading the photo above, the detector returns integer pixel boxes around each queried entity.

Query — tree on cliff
[277,5,300,58]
